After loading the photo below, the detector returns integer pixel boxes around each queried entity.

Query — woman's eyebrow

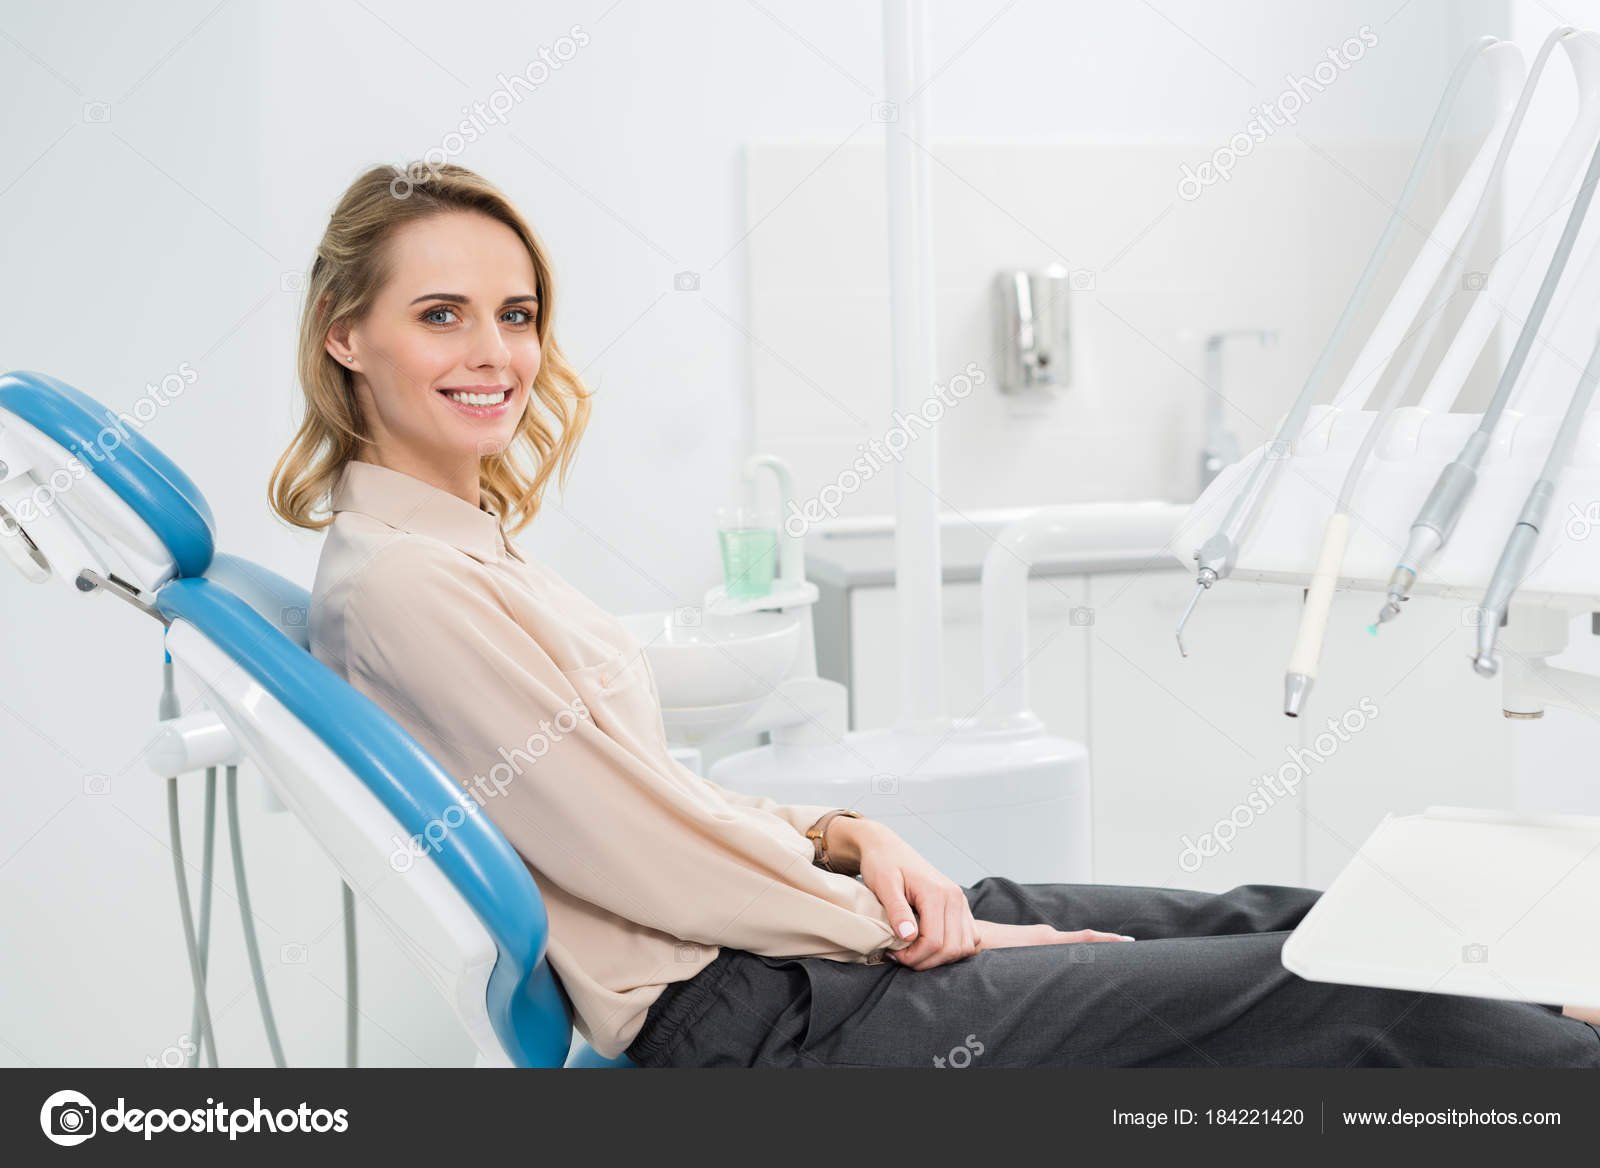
[408,292,540,305]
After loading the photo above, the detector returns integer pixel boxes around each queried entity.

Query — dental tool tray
[1282,805,1600,1009]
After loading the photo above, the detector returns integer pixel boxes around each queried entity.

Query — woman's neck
[358,450,482,510]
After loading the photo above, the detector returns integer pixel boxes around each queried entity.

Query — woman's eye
[419,305,535,327]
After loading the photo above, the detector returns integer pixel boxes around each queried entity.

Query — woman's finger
[947,895,976,961]
[873,868,919,943]
[915,886,972,969]
[896,882,949,968]
[1063,929,1136,943]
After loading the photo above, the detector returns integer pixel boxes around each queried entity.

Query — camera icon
[1068,944,1097,963]
[1461,606,1487,627]
[280,942,307,964]
[870,773,899,795]
[675,942,701,962]
[475,437,511,460]
[281,605,306,627]
[82,101,111,123]
[82,773,111,796]
[1069,606,1095,626]
[1265,438,1292,460]
[280,271,306,293]
[49,1098,96,1142]
[1566,501,1599,541]
[1462,271,1488,293]
[870,101,898,123]
[1069,269,1096,291]
[388,162,428,200]
[1461,942,1489,964]
[673,271,700,292]
[673,605,702,628]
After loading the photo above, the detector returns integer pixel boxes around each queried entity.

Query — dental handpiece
[1377,126,1600,630]
[1176,36,1498,658]
[1282,39,1538,716]
[1472,328,1600,676]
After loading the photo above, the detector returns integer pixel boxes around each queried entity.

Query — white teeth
[443,389,507,406]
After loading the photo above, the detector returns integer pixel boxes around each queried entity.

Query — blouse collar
[329,458,522,564]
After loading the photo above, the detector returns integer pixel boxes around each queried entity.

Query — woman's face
[329,210,542,497]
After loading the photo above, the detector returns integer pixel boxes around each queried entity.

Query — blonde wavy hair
[268,162,592,538]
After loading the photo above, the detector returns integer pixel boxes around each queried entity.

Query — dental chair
[0,369,630,1068]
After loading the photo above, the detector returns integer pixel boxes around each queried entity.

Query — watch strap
[806,809,862,872]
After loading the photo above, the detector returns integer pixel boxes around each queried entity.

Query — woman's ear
[325,315,356,368]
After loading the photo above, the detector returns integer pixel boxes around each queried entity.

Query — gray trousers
[623,876,1600,1068]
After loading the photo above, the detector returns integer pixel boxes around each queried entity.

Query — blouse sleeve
[695,777,843,840]
[337,544,905,963]
[632,614,845,839]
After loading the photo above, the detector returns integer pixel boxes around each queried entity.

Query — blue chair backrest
[155,574,578,1066]
[0,369,604,1067]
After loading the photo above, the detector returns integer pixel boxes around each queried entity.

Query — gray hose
[159,657,217,1069]
[1336,27,1570,513]
[1380,124,1600,625]
[183,767,217,1068]
[1199,37,1495,573]
[226,765,287,1067]
[1472,326,1600,674]
[343,881,359,1067]
[1476,125,1600,438]
[1179,37,1499,656]
[166,777,218,1068]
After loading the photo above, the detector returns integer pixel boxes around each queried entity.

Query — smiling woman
[267,162,591,530]
[264,160,1600,1070]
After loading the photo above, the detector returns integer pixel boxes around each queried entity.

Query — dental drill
[1282,32,1564,716]
[1176,37,1499,658]
[1471,328,1600,677]
[1375,125,1600,631]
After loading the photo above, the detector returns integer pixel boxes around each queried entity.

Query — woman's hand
[826,817,980,970]
[973,920,1135,950]
[820,817,1136,969]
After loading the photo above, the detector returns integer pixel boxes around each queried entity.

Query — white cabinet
[842,570,1512,892]
[1080,571,1308,892]
[1301,591,1512,887]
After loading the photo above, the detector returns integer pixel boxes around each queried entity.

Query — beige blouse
[309,458,904,1059]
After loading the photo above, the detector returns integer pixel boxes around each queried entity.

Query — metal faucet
[1200,329,1278,493]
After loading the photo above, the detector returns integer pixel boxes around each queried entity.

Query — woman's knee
[961,875,1095,926]
[1214,882,1323,933]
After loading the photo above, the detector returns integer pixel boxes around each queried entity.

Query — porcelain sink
[619,609,801,711]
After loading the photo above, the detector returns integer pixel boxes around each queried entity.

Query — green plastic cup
[717,506,777,600]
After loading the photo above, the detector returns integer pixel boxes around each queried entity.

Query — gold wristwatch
[806,809,863,872]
